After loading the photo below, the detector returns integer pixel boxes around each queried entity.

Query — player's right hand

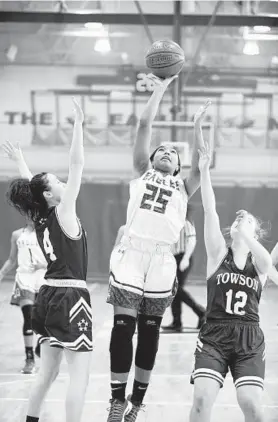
[198,142,211,172]
[2,140,23,162]
[147,73,178,90]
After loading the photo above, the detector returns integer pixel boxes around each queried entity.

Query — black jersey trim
[206,247,229,281]
[55,207,82,240]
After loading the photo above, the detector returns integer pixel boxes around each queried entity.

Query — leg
[64,349,92,422]
[26,341,63,419]
[171,254,183,327]
[190,378,220,422]
[237,386,264,422]
[131,314,162,403]
[178,288,206,327]
[231,325,265,422]
[20,299,35,373]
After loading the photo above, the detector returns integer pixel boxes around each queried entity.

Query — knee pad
[135,314,162,371]
[21,305,33,336]
[109,314,136,373]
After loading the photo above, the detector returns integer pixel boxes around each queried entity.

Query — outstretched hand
[1,140,22,162]
[72,97,84,123]
[198,142,211,172]
[146,73,178,91]
[194,99,211,125]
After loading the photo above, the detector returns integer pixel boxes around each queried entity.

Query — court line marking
[0,397,277,408]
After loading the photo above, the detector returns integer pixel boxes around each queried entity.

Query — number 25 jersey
[126,169,188,245]
[206,247,265,323]
[35,207,88,281]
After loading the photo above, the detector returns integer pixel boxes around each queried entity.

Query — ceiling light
[121,52,129,62]
[243,41,259,55]
[253,26,271,33]
[84,22,103,30]
[94,38,111,53]
[271,56,278,65]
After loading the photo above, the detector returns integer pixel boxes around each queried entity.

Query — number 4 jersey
[126,169,188,245]
[35,207,88,281]
[206,247,266,323]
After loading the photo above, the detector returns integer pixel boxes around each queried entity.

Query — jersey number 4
[43,228,57,261]
[225,289,248,316]
[140,183,173,214]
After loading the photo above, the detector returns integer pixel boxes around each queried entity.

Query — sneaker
[107,398,131,422]
[161,322,182,332]
[21,358,35,374]
[124,395,145,422]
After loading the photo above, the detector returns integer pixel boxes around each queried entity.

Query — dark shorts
[191,321,265,389]
[32,285,93,352]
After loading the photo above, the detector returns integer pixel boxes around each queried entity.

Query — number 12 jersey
[206,247,266,323]
[126,169,188,245]
[35,207,88,281]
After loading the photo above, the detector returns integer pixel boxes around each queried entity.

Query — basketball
[145,40,185,79]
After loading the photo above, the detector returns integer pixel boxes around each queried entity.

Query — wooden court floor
[0,280,278,422]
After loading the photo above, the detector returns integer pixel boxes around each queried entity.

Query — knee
[21,305,33,336]
[192,392,214,414]
[237,391,262,417]
[136,315,162,370]
[110,314,136,349]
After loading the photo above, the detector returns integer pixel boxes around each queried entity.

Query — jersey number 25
[43,228,57,261]
[140,183,173,215]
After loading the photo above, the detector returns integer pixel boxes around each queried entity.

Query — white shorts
[10,270,46,306]
[107,236,177,316]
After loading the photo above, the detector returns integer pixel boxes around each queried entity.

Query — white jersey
[125,169,188,245]
[15,228,47,292]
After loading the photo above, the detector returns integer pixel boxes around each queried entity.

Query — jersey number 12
[225,289,248,316]
[43,228,57,261]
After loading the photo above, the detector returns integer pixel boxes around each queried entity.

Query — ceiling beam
[0,11,277,27]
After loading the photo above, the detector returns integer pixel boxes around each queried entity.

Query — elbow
[139,117,151,128]
[260,255,272,275]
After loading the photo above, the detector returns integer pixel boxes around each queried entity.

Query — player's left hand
[72,97,84,123]
[179,256,190,271]
[194,99,211,125]
[1,140,23,162]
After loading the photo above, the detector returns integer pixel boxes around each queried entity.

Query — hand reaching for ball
[146,73,178,91]
[194,100,212,125]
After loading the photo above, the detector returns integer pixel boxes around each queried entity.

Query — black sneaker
[124,395,145,422]
[107,398,131,422]
[21,358,35,374]
[162,322,182,332]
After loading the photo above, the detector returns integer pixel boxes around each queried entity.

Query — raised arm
[57,98,84,236]
[0,230,21,283]
[133,74,176,176]
[268,265,278,285]
[198,143,226,273]
[184,100,211,199]
[2,141,33,180]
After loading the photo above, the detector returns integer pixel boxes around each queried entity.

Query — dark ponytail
[6,172,49,223]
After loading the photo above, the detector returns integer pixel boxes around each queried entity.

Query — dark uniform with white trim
[32,207,93,352]
[192,247,265,389]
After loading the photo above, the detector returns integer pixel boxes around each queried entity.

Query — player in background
[3,98,92,422]
[163,205,206,332]
[0,219,47,373]
[106,73,211,422]
[189,142,272,422]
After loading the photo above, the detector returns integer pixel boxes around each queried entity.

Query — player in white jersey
[106,73,211,422]
[0,219,47,374]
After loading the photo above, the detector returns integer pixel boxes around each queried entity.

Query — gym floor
[0,280,277,422]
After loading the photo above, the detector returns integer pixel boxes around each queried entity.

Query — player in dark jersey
[3,98,92,422]
[189,143,272,422]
